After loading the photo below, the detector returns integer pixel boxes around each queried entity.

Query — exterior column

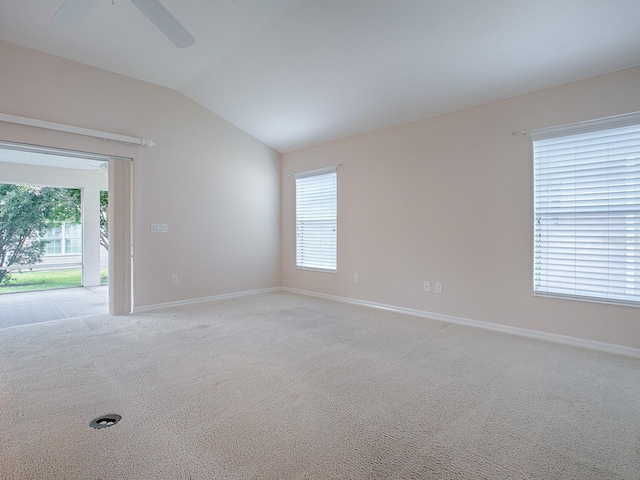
[82,186,101,286]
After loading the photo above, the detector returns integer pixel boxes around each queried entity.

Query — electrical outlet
[171,274,178,285]
[435,282,443,294]
[423,281,431,292]
[354,273,359,283]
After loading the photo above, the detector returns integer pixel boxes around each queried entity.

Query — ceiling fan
[53,0,195,48]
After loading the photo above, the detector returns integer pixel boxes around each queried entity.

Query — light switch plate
[151,223,169,233]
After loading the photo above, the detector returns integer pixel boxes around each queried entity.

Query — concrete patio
[0,286,108,329]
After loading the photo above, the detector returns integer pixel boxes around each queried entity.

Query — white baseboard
[280,287,640,359]
[132,287,280,314]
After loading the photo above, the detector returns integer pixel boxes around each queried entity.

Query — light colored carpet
[1,291,639,479]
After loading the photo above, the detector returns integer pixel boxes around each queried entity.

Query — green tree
[100,190,108,251]
[0,184,80,284]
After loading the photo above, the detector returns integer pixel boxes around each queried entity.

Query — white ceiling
[1,0,640,153]
[0,148,108,171]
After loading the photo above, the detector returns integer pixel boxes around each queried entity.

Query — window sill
[296,266,337,274]
[532,292,639,308]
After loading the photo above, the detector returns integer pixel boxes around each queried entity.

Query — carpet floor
[1,291,639,479]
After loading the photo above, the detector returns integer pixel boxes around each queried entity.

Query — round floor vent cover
[90,414,122,429]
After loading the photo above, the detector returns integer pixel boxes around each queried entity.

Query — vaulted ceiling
[1,0,640,153]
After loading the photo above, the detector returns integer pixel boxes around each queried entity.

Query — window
[41,222,82,256]
[43,226,63,255]
[64,223,82,254]
[533,115,640,305]
[295,167,337,271]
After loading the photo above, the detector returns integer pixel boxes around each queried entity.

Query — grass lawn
[0,267,109,294]
[101,266,109,285]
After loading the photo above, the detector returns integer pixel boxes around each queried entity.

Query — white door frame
[0,140,134,314]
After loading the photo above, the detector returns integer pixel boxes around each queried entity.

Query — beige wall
[282,65,640,349]
[0,41,281,308]
[2,40,638,349]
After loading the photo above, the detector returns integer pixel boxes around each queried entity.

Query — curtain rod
[0,112,155,147]
[512,110,640,137]
[287,164,341,177]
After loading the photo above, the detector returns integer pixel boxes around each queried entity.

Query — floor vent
[90,414,122,429]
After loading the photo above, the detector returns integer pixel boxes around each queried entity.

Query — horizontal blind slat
[533,122,640,304]
[295,171,337,271]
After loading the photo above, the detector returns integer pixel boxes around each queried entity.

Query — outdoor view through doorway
[0,145,109,327]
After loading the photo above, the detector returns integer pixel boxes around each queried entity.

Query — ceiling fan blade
[130,0,195,48]
[52,0,99,26]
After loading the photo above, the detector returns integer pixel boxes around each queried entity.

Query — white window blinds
[295,168,337,271]
[533,118,640,305]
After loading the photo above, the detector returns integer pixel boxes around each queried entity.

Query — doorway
[0,141,131,325]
